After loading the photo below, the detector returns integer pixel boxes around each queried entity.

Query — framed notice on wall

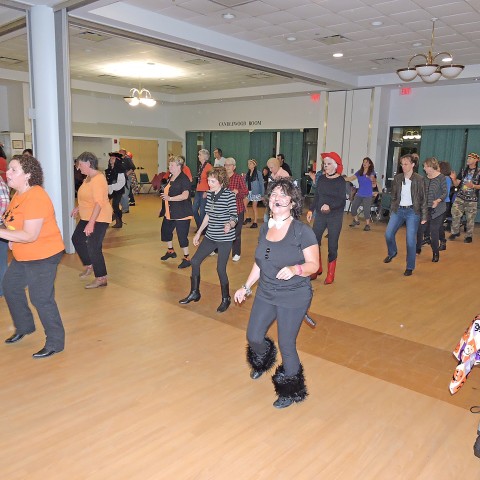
[12,140,24,150]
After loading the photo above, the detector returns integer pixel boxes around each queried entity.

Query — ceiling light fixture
[402,130,421,140]
[286,36,297,41]
[222,13,235,19]
[333,52,343,58]
[371,21,383,26]
[396,18,464,83]
[123,88,157,107]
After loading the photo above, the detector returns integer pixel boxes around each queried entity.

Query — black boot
[272,364,308,409]
[179,276,201,304]
[439,240,447,251]
[112,216,122,228]
[217,282,231,312]
[247,337,277,380]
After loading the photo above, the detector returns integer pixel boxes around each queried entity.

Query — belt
[399,205,413,209]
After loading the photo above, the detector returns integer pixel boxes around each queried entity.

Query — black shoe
[404,269,413,276]
[449,233,460,240]
[243,217,252,225]
[383,253,397,263]
[464,237,473,243]
[421,238,431,245]
[178,258,191,269]
[32,347,58,358]
[416,248,421,255]
[439,242,447,251]
[217,297,231,313]
[5,333,28,344]
[179,291,200,304]
[432,253,439,262]
[161,251,177,260]
[250,370,263,380]
[129,202,136,206]
[273,396,294,409]
[250,223,258,229]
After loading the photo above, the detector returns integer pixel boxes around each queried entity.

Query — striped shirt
[205,188,238,242]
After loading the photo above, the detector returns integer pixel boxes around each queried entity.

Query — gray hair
[77,151,99,170]
[198,149,210,158]
[225,157,236,166]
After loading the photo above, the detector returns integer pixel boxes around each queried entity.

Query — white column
[27,6,75,252]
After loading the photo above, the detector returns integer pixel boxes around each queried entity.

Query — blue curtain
[279,130,304,180]
[249,131,276,168]
[419,127,466,173]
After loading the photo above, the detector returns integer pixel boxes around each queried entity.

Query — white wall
[389,83,480,127]
[73,136,114,170]
[6,83,25,133]
[0,86,8,131]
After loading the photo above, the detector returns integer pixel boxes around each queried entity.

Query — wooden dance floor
[1,195,479,479]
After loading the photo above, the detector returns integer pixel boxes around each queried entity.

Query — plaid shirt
[228,173,248,213]
[0,177,10,220]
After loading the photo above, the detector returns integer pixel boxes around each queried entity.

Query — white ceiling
[1,0,480,100]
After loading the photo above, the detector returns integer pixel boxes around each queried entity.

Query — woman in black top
[306,152,346,284]
[105,152,126,229]
[234,178,319,409]
[160,156,193,269]
[416,157,447,262]
[179,167,237,312]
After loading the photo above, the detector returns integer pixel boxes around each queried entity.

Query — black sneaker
[129,202,136,206]
[178,258,191,269]
[243,218,252,225]
[449,233,460,240]
[439,242,447,251]
[250,223,258,228]
[161,251,177,260]
[464,237,473,243]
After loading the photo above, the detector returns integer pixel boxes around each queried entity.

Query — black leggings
[313,212,343,262]
[191,237,232,285]
[111,190,123,220]
[247,296,309,376]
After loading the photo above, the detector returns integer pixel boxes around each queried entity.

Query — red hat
[126,151,133,158]
[321,152,343,174]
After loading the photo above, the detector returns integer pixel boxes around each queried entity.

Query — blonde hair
[267,157,280,168]
[424,157,439,170]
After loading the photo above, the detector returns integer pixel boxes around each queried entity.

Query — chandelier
[396,18,464,84]
[123,88,157,107]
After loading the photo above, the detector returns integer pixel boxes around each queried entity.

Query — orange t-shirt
[197,163,212,191]
[183,165,193,182]
[2,186,64,261]
[77,172,113,224]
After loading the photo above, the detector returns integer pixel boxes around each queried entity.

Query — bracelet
[295,264,303,276]
[242,284,252,296]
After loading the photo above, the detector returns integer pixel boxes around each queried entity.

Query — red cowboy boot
[310,251,323,280]
[324,259,337,285]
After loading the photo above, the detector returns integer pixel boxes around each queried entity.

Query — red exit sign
[400,87,412,95]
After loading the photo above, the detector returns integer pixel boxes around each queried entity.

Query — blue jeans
[0,239,8,296]
[192,191,207,228]
[385,207,420,270]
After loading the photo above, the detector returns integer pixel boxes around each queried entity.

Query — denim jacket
[390,172,428,221]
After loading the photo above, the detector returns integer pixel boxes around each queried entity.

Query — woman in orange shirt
[71,151,113,289]
[192,149,212,229]
[0,155,65,358]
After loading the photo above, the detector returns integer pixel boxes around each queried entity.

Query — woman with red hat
[306,152,346,284]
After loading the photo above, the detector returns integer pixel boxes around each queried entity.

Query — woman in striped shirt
[179,167,238,312]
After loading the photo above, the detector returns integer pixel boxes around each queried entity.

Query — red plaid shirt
[228,173,248,213]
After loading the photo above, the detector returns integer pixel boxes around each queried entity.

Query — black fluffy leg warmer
[272,364,308,404]
[246,337,277,375]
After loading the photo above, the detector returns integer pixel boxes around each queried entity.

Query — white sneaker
[232,254,241,262]
[209,251,216,256]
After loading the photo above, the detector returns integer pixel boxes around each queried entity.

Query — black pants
[417,214,443,254]
[72,220,109,277]
[312,212,343,262]
[232,211,244,257]
[111,190,123,221]
[191,237,232,285]
[247,296,308,376]
[161,218,190,248]
[3,251,65,351]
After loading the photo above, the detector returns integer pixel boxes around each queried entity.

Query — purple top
[355,170,376,197]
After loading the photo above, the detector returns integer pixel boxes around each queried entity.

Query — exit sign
[400,87,412,95]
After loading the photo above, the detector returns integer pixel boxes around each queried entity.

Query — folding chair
[138,172,152,193]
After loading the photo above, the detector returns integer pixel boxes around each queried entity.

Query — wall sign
[218,120,262,127]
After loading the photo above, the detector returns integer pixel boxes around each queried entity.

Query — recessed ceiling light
[412,42,423,48]
[371,67,378,70]
[371,21,383,26]
[286,36,297,42]
[222,13,235,20]
[333,52,343,58]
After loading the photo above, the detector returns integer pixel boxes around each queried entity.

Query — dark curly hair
[18,155,43,187]
[207,166,229,189]
[265,177,303,219]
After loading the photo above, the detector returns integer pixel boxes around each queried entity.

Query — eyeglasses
[265,247,270,260]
